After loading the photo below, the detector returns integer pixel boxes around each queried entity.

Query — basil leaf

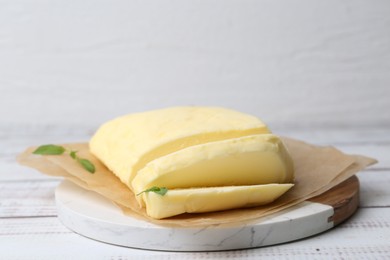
[78,158,95,173]
[32,144,96,174]
[69,150,77,159]
[137,186,168,196]
[33,145,65,155]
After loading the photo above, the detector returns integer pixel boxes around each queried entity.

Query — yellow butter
[90,107,269,187]
[90,106,295,219]
[132,134,294,201]
[142,184,294,219]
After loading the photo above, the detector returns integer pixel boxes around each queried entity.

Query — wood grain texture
[309,176,359,226]
[0,180,59,218]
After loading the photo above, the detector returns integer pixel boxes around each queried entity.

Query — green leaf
[78,158,95,173]
[69,150,78,159]
[33,144,65,155]
[33,144,95,174]
[137,186,168,196]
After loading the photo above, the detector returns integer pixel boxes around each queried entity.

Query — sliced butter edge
[132,134,294,197]
[142,183,294,219]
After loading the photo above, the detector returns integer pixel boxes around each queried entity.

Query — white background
[1,0,389,132]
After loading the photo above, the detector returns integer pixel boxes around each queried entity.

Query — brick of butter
[90,107,294,219]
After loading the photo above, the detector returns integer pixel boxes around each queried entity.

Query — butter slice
[132,134,294,202]
[142,184,294,219]
[90,107,269,188]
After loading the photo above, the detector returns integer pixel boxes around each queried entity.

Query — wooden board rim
[309,175,359,226]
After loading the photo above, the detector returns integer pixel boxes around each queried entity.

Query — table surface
[1,125,389,259]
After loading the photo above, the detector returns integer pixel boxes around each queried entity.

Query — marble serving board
[55,176,359,251]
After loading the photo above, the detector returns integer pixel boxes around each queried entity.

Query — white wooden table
[1,125,389,259]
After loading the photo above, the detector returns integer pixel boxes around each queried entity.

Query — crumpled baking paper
[18,137,376,227]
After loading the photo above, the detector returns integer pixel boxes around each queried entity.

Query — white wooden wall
[1,0,389,132]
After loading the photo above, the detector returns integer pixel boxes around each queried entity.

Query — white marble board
[55,178,358,251]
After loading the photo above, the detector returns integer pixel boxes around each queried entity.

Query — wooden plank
[334,143,389,170]
[0,180,59,218]
[358,171,390,208]
[0,162,53,181]
[0,217,162,258]
[0,208,389,258]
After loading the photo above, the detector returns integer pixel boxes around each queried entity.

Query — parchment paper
[17,137,376,227]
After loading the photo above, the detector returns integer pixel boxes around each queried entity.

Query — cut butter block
[90,106,295,219]
[132,134,294,202]
[141,184,294,219]
[90,107,270,187]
